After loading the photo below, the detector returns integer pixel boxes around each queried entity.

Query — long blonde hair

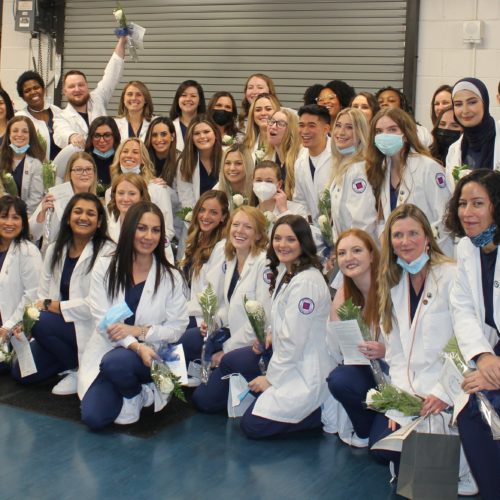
[217,144,254,202]
[109,138,155,184]
[330,108,369,186]
[264,108,301,199]
[378,204,453,333]
[242,93,281,152]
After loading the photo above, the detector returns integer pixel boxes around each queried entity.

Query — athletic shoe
[458,471,479,496]
[52,371,78,396]
[114,385,154,425]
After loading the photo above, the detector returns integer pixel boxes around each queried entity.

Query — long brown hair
[378,204,453,333]
[179,190,229,280]
[0,116,46,171]
[365,107,432,211]
[117,81,154,121]
[336,228,380,337]
[178,115,222,183]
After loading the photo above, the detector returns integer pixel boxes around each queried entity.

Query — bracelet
[138,325,148,342]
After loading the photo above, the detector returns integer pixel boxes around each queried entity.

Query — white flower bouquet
[197,283,219,383]
[243,296,271,374]
[42,160,57,244]
[443,337,500,439]
[113,2,142,62]
[366,385,423,417]
[452,164,471,182]
[263,210,276,232]
[176,207,193,223]
[0,341,14,364]
[23,304,40,339]
[232,193,245,209]
[255,145,266,162]
[150,360,186,402]
[222,135,236,146]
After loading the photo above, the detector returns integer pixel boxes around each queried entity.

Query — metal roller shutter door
[61,0,411,114]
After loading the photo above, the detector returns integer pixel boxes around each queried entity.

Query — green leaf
[337,297,371,341]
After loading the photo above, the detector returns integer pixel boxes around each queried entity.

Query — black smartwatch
[43,299,52,311]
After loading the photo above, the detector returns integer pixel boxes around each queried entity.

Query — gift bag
[397,430,460,500]
[222,373,255,418]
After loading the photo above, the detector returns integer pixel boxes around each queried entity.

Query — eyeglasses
[93,132,113,140]
[316,94,337,104]
[267,118,288,128]
[71,167,94,175]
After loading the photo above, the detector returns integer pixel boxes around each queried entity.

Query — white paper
[330,320,370,365]
[49,182,74,219]
[440,358,470,424]
[370,415,426,452]
[129,23,145,49]
[10,335,37,377]
[165,344,188,385]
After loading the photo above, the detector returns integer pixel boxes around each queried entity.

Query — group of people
[0,34,499,499]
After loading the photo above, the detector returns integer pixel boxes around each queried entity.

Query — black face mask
[211,109,233,126]
[435,128,462,150]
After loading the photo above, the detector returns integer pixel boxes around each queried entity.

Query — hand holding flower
[420,394,447,416]
[136,343,159,368]
[462,369,500,393]
[476,353,500,387]
[358,340,385,360]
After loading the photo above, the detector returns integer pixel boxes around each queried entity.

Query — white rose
[264,211,276,223]
[113,9,124,22]
[245,300,261,315]
[459,169,471,179]
[184,210,193,222]
[255,149,266,161]
[159,377,174,395]
[232,194,244,207]
[366,388,379,406]
[431,224,440,240]
[27,306,40,321]
[318,214,329,228]
[5,173,13,180]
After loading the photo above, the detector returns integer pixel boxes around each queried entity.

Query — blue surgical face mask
[470,224,497,248]
[120,165,141,174]
[397,251,429,275]
[374,133,404,156]
[10,143,30,154]
[336,145,356,155]
[93,147,115,159]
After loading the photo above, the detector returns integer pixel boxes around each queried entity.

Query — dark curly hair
[266,214,324,294]
[444,168,500,243]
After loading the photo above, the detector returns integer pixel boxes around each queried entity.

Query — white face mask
[253,181,277,202]
[120,165,141,174]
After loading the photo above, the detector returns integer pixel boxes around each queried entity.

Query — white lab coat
[113,116,154,142]
[39,240,115,363]
[380,153,453,256]
[16,104,62,158]
[177,159,201,210]
[445,121,500,190]
[173,118,185,152]
[252,266,331,423]
[53,53,124,148]
[416,124,432,148]
[450,237,500,362]
[383,262,457,404]
[330,160,378,243]
[13,155,44,216]
[205,250,271,353]
[0,240,42,330]
[104,181,175,242]
[78,256,189,399]
[186,239,226,324]
[292,137,333,222]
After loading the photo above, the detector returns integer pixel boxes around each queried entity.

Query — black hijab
[452,77,496,169]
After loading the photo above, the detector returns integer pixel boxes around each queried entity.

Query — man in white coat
[53,36,127,150]
[292,104,332,223]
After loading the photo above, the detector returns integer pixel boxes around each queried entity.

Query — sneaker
[52,371,78,396]
[339,431,369,448]
[458,471,479,496]
[187,376,201,388]
[114,385,153,425]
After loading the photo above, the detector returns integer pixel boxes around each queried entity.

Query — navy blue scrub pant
[11,311,77,383]
[81,347,152,431]
[457,341,500,500]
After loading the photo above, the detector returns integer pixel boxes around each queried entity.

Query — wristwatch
[43,299,52,311]
[138,325,148,342]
